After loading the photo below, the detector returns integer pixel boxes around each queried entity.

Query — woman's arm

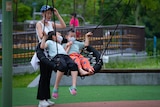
[53,8,66,29]
[40,32,48,49]
[36,22,44,40]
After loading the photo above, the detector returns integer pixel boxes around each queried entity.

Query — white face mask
[42,17,50,22]
[57,36,63,43]
[69,37,76,42]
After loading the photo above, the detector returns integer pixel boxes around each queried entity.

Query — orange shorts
[69,53,92,71]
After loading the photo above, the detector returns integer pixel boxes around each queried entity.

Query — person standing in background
[69,13,79,27]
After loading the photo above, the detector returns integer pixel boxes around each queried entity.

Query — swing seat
[36,43,103,77]
[80,45,103,73]
[64,45,103,76]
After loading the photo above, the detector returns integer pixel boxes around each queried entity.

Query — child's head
[48,31,63,43]
[48,31,56,40]
[65,28,76,42]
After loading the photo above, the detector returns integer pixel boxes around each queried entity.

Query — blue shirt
[63,41,85,54]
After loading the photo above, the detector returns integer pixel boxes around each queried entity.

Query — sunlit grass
[104,57,160,69]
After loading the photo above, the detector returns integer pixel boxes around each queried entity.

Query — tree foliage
[1,0,160,38]
[13,3,32,22]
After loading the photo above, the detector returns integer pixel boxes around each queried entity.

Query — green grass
[0,57,160,106]
[0,85,160,106]
[104,57,160,69]
[0,57,160,88]
[0,72,39,88]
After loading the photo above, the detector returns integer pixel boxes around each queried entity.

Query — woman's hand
[53,8,59,16]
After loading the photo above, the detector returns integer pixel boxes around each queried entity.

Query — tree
[97,0,133,25]
[0,0,2,9]
[15,3,32,22]
[4,0,159,38]
[123,0,159,25]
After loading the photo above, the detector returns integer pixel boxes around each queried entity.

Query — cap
[40,5,53,12]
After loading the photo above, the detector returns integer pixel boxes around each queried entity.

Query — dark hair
[71,13,77,17]
[48,31,56,40]
[66,28,75,36]
[68,28,75,33]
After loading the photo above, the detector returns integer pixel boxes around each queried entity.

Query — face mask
[42,17,49,22]
[57,36,63,43]
[69,37,76,42]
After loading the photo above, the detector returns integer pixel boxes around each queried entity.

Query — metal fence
[59,25,145,55]
[0,24,145,65]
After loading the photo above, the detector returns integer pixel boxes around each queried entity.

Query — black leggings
[37,61,52,100]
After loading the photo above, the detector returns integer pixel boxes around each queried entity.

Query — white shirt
[36,21,54,42]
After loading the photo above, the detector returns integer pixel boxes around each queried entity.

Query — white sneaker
[38,100,50,107]
[47,99,55,106]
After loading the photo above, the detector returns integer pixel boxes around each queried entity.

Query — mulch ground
[18,100,160,107]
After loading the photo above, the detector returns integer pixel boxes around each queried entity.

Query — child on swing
[63,29,95,76]
[40,31,78,99]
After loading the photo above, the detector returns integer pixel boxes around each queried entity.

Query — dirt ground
[18,100,160,107]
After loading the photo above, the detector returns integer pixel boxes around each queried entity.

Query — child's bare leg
[52,70,64,99]
[71,71,78,87]
[80,57,94,74]
[54,70,64,89]
[88,66,95,74]
[79,68,90,76]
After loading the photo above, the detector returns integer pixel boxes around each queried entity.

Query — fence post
[153,36,157,57]
[2,0,13,107]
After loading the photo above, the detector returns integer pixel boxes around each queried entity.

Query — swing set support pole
[2,0,13,107]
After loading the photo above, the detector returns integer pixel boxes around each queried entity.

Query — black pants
[37,61,52,100]
[52,54,78,72]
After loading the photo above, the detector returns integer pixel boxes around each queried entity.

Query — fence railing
[0,24,145,65]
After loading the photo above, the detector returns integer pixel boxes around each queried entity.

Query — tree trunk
[135,0,140,25]
[82,0,87,17]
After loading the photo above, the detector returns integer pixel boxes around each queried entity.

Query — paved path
[18,100,160,107]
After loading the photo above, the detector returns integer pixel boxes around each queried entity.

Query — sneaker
[47,99,55,106]
[52,89,58,99]
[69,86,77,95]
[38,100,50,107]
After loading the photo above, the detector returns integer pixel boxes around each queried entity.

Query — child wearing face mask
[40,31,79,99]
[63,29,95,76]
